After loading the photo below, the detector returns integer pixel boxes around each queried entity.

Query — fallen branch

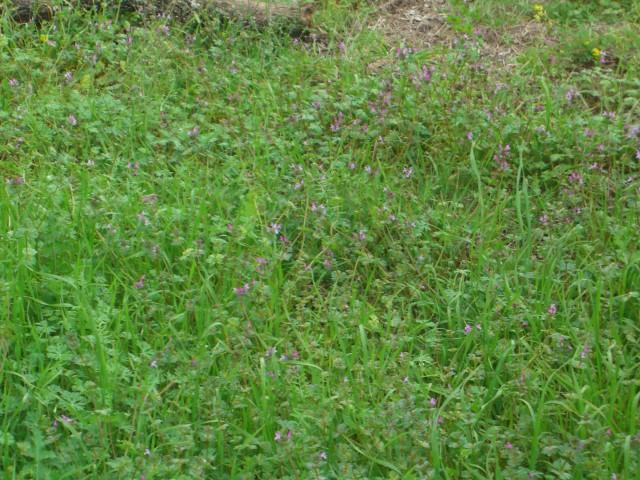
[6,0,315,26]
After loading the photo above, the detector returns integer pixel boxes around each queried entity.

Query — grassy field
[1,0,640,478]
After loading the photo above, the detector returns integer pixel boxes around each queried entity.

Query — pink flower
[234,283,250,296]
[464,324,473,335]
[568,171,583,185]
[547,303,557,316]
[505,441,513,449]
[142,194,158,204]
[274,431,282,442]
[466,132,474,141]
[59,415,73,424]
[9,78,18,88]
[429,397,437,407]
[68,114,78,126]
[420,65,433,83]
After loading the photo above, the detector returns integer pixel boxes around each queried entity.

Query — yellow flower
[39,34,48,43]
[533,4,547,22]
[592,48,601,60]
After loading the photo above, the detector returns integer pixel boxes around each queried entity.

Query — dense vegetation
[1,1,639,478]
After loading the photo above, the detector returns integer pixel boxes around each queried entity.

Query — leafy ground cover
[1,1,639,478]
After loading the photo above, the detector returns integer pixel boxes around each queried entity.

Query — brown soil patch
[370,0,453,49]
[369,0,555,69]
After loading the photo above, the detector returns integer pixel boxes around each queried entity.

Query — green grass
[1,1,640,478]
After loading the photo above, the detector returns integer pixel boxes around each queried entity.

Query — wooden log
[5,0,315,26]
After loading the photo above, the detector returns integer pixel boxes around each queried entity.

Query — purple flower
[188,126,200,138]
[9,78,18,88]
[547,303,557,315]
[274,431,282,442]
[142,194,158,204]
[294,180,304,190]
[539,214,549,226]
[331,112,344,132]
[493,144,511,170]
[505,442,513,449]
[396,46,414,59]
[464,324,473,335]
[310,202,326,214]
[59,415,73,424]
[466,132,474,141]
[234,283,250,296]
[599,50,607,64]
[287,430,293,441]
[312,100,321,109]
[403,167,414,178]
[134,275,145,289]
[227,223,234,233]
[268,223,282,235]
[68,114,78,126]
[291,350,300,360]
[568,171,584,185]
[137,211,150,226]
[64,71,73,83]
[636,149,640,161]
[356,230,366,241]
[338,41,346,55]
[420,65,433,83]
[566,89,577,103]
[429,397,437,407]
[580,344,591,360]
